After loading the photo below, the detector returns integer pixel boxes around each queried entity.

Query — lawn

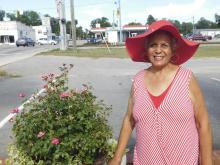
[38,47,128,58]
[194,45,220,58]
[39,44,220,59]
[0,69,20,78]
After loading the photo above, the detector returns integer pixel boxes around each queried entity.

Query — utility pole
[56,0,67,50]
[118,0,123,43]
[192,16,195,35]
[113,10,115,29]
[70,0,77,50]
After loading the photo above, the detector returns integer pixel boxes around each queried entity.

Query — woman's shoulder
[133,69,146,80]
[179,66,192,75]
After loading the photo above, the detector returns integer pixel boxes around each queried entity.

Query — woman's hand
[108,157,121,165]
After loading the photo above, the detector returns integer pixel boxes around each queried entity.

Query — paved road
[0,44,59,66]
[0,40,88,67]
[0,56,220,157]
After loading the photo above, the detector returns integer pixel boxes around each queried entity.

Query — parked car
[187,34,207,41]
[204,35,212,40]
[86,37,102,44]
[209,34,220,42]
[37,38,58,45]
[16,38,35,47]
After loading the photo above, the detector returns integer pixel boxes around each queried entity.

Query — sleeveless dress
[132,67,199,165]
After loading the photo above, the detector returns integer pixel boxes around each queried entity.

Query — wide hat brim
[125,20,200,65]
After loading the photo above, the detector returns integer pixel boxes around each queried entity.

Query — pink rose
[18,93,25,98]
[10,108,19,113]
[51,138,60,145]
[82,84,88,92]
[59,92,71,98]
[41,75,48,81]
[48,73,54,78]
[37,131,45,138]
[43,84,48,89]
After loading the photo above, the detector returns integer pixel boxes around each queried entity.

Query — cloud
[124,0,208,23]
[146,0,206,18]
[83,5,105,18]
[76,4,113,29]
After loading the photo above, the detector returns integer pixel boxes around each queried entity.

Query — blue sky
[0,0,219,29]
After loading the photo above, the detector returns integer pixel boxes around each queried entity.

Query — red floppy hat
[125,20,200,65]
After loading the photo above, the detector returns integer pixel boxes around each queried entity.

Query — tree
[0,10,5,21]
[66,21,72,35]
[181,22,193,35]
[16,10,41,26]
[215,13,220,27]
[90,17,111,28]
[169,19,182,33]
[146,14,156,25]
[6,13,17,21]
[76,26,84,39]
[196,17,213,29]
[50,17,60,35]
[127,22,142,26]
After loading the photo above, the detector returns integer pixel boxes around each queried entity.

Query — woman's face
[147,32,174,68]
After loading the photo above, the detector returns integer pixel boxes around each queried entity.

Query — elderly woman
[109,20,212,165]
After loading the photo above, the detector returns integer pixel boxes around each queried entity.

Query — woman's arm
[189,73,213,165]
[108,87,135,165]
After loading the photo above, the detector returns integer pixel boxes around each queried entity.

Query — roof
[90,28,107,33]
[123,25,148,31]
[90,25,148,33]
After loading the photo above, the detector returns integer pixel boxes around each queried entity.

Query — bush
[8,64,113,165]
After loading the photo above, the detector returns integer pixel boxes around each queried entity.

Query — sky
[0,0,220,29]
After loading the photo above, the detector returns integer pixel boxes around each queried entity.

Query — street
[0,44,59,66]
[0,54,220,157]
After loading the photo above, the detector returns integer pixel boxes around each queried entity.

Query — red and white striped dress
[132,67,199,165]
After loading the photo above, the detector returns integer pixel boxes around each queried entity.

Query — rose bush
[8,64,113,165]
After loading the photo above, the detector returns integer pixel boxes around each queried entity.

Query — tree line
[0,9,220,38]
[0,10,85,39]
[146,14,220,35]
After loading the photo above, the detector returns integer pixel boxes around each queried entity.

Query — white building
[33,16,56,41]
[0,21,35,45]
[32,25,50,40]
[90,25,148,44]
[195,29,220,38]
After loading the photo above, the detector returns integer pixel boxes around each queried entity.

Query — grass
[194,45,220,58]
[0,69,20,78]
[38,47,128,58]
[38,44,220,59]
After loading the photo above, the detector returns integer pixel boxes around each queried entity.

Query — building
[194,29,220,38]
[90,25,148,44]
[33,16,57,41]
[0,16,57,45]
[0,21,35,45]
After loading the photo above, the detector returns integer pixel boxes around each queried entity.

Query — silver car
[16,38,35,47]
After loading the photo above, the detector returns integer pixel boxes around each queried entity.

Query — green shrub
[8,64,113,165]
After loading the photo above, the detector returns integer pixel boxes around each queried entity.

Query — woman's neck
[149,63,177,75]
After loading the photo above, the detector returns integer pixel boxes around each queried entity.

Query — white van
[37,38,58,45]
